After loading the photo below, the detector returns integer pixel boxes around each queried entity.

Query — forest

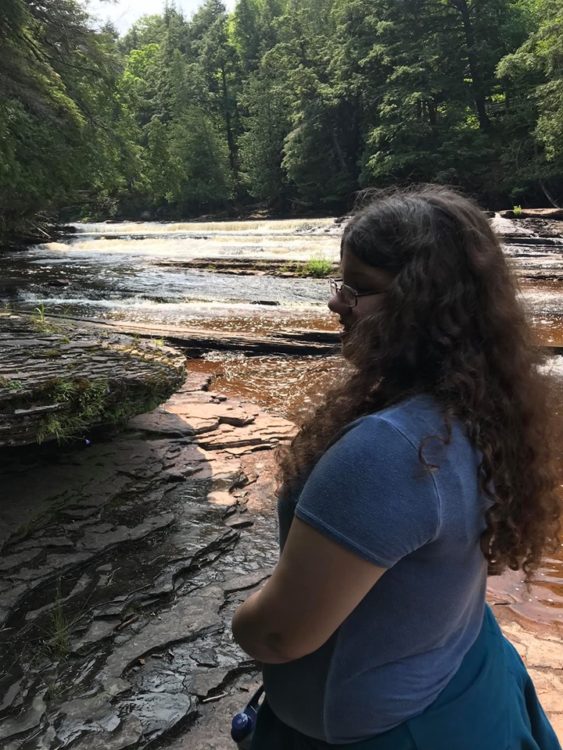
[1,0,562,242]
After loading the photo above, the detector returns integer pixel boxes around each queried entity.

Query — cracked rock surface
[1,368,561,748]
[0,369,292,749]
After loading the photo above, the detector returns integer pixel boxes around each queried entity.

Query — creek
[1,217,563,626]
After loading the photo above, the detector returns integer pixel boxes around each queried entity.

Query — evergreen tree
[0,0,130,237]
[497,0,563,204]
[239,63,291,206]
[1,0,562,238]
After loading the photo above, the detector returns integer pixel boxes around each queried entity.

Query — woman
[231,185,561,749]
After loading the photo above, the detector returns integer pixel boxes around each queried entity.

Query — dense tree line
[1,0,562,239]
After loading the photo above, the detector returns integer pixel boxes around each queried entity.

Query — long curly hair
[278,185,560,576]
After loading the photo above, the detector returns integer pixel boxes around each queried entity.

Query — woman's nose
[328,293,348,314]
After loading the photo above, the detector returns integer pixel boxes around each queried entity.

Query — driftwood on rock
[0,313,186,447]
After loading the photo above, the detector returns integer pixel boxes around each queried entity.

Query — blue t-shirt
[262,395,488,743]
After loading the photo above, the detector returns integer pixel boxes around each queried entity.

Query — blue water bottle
[231,685,264,749]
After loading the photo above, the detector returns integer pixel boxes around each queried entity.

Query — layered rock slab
[0,313,186,448]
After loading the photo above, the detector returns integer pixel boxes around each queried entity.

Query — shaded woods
[1,0,562,242]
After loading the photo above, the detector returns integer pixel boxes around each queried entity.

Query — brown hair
[278,185,560,576]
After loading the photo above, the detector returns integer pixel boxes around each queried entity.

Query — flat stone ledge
[0,313,186,447]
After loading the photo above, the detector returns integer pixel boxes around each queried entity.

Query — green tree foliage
[496,0,563,203]
[275,0,360,206]
[118,2,234,213]
[166,109,233,208]
[238,63,291,205]
[1,0,562,241]
[0,0,131,239]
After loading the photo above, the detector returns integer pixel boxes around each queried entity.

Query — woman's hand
[231,517,386,664]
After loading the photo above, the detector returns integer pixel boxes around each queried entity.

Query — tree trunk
[449,0,491,131]
[220,65,238,179]
[331,128,348,173]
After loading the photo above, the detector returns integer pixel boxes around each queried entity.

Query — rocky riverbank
[1,366,561,748]
[0,367,295,749]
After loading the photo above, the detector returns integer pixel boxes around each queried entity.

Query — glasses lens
[340,285,356,306]
[329,279,355,306]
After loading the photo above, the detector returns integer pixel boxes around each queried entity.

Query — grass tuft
[299,259,334,278]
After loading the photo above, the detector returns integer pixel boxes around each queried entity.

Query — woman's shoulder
[347,396,478,483]
[351,394,450,446]
[322,395,443,471]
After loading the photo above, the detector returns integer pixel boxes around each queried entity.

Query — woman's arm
[232,517,386,664]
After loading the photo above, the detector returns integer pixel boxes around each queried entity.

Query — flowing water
[1,217,563,628]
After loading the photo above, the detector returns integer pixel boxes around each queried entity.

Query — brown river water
[1,216,562,630]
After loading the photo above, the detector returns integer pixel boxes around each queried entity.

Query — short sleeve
[294,416,441,568]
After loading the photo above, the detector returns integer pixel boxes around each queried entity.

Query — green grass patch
[46,581,72,659]
[36,374,175,444]
[0,377,24,391]
[299,259,334,278]
[37,378,110,443]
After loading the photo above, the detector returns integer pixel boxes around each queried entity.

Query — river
[1,216,562,628]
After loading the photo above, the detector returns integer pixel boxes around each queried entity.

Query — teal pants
[251,607,561,750]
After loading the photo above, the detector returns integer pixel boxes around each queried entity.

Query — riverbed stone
[77,513,175,553]
[72,619,120,653]
[59,692,117,725]
[0,691,47,741]
[101,586,224,687]
[224,515,254,529]
[527,671,563,713]
[189,668,230,699]
[125,692,195,738]
[54,693,130,748]
[223,571,271,594]
[127,409,197,437]
[0,679,23,713]
[207,491,237,507]
[498,619,563,670]
[0,313,187,449]
[164,673,263,750]
[0,366,286,747]
[0,549,41,571]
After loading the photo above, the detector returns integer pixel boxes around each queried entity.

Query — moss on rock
[0,314,186,447]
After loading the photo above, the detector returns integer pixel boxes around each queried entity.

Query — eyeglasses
[328,278,383,308]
